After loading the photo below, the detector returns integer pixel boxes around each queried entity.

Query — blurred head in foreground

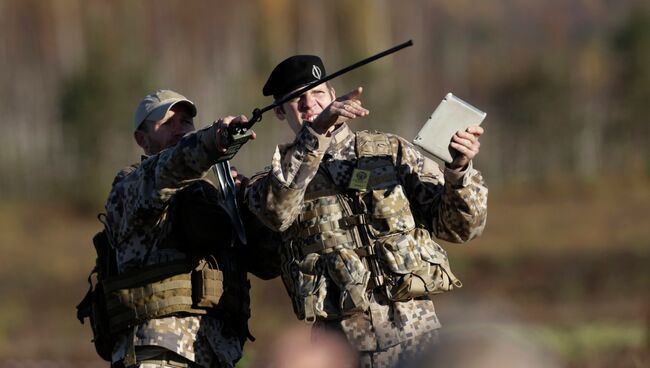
[253,325,358,368]
[407,323,562,368]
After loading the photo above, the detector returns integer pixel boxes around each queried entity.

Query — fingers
[339,86,363,100]
[332,87,369,119]
[466,125,484,136]
[221,115,249,126]
[311,88,369,134]
[229,115,256,140]
[332,99,369,119]
[215,115,255,152]
[450,125,483,164]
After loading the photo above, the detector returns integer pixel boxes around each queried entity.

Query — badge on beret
[348,168,371,191]
[312,65,322,80]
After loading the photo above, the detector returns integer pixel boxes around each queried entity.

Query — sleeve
[245,124,332,232]
[392,135,488,243]
[106,124,224,246]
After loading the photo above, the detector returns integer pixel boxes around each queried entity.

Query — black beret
[263,55,327,99]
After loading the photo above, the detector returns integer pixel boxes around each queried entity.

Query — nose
[299,94,315,111]
[171,118,189,135]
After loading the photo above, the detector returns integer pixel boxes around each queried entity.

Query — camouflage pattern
[248,124,487,242]
[247,123,488,366]
[105,124,243,367]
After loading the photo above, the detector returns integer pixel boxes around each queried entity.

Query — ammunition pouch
[377,228,462,301]
[104,258,223,334]
[77,231,226,361]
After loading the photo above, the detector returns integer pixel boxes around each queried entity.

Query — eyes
[289,90,327,105]
[159,116,194,129]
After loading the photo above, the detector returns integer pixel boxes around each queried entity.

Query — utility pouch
[368,185,416,237]
[376,233,422,275]
[414,228,462,295]
[297,253,327,323]
[377,228,462,301]
[324,248,370,315]
[191,257,224,308]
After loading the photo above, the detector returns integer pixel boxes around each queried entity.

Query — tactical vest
[280,131,462,323]
[77,178,251,361]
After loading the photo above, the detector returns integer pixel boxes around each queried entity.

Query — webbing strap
[104,261,192,292]
[105,277,192,311]
[299,214,367,238]
[109,295,206,332]
[304,295,316,324]
[300,203,341,222]
[301,232,355,256]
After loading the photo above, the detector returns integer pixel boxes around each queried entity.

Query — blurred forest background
[0,0,649,367]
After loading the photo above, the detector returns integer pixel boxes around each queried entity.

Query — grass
[535,321,647,361]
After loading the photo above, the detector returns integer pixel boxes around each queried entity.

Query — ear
[134,130,149,152]
[329,86,336,100]
[274,105,286,121]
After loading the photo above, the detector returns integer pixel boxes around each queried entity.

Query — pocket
[192,259,224,308]
[378,229,462,301]
[297,253,328,323]
[376,233,423,275]
[369,185,416,236]
[324,248,370,315]
[412,228,462,294]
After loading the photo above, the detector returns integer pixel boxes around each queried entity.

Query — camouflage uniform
[247,123,488,368]
[105,123,276,368]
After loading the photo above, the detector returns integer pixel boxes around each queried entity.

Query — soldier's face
[135,105,195,155]
[275,84,335,134]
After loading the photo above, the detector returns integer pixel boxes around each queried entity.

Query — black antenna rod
[247,39,414,127]
[217,40,414,162]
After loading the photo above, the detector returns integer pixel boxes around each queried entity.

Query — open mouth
[302,114,316,122]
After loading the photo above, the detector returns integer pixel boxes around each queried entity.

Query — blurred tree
[491,63,573,184]
[58,4,152,210]
[610,6,650,175]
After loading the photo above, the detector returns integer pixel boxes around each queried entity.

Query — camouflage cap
[133,90,197,131]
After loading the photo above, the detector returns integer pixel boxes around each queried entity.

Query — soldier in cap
[94,90,279,368]
[245,56,488,367]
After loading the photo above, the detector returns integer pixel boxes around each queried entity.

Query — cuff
[298,124,332,153]
[197,123,222,160]
[444,161,473,186]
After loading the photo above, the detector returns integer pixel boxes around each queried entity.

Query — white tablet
[412,93,486,163]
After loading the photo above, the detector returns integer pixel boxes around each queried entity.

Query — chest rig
[280,131,462,323]
[77,173,253,361]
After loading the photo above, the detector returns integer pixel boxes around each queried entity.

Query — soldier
[92,90,278,368]
[245,55,488,367]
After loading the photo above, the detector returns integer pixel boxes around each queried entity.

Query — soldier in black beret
[248,55,488,368]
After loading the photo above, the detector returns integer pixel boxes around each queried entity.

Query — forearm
[152,123,223,197]
[107,124,224,242]
[397,136,487,243]
[432,163,488,243]
[247,125,331,232]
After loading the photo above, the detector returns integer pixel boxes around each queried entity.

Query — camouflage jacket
[246,123,488,350]
[105,124,278,367]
